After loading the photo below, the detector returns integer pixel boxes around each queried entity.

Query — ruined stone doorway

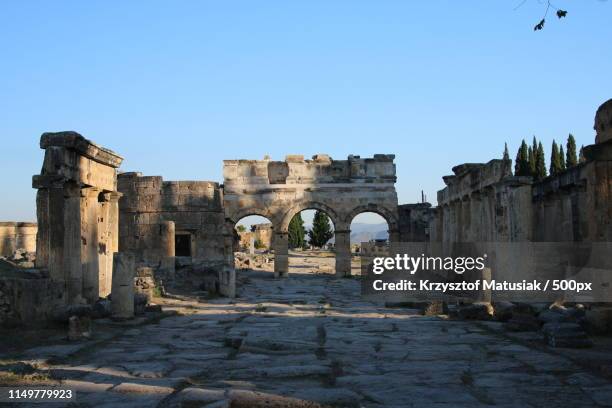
[233,215,275,274]
[350,212,391,275]
[175,232,192,257]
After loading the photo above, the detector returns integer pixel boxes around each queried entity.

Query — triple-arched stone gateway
[223,154,400,277]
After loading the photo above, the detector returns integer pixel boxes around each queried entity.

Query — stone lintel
[32,174,65,189]
[40,131,123,168]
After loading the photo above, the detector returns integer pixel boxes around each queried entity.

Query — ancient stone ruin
[32,132,123,304]
[0,99,611,328]
[223,154,400,277]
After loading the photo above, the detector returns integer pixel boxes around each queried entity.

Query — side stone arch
[343,204,400,234]
[225,207,280,228]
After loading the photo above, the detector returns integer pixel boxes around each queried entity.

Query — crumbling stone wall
[0,222,37,257]
[0,273,64,327]
[431,99,612,245]
[32,132,123,304]
[117,173,229,294]
[432,160,533,243]
[397,203,433,242]
[223,154,399,277]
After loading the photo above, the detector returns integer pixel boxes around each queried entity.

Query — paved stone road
[6,252,612,407]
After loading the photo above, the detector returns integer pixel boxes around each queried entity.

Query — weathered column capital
[81,187,101,198]
[101,191,123,202]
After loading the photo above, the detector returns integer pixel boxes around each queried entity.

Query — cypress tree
[528,146,535,176]
[308,211,334,248]
[550,140,561,175]
[514,144,522,175]
[566,134,578,167]
[536,142,547,180]
[515,140,529,176]
[559,146,566,171]
[503,142,512,175]
[288,212,306,249]
[579,145,586,163]
[531,136,538,170]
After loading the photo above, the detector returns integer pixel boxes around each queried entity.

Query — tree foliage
[549,140,562,176]
[288,212,306,249]
[535,142,547,180]
[515,140,530,176]
[518,0,568,31]
[308,211,334,248]
[559,145,566,171]
[566,134,578,167]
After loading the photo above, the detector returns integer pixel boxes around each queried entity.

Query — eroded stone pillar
[98,191,122,298]
[35,189,50,268]
[159,221,176,281]
[48,186,67,281]
[274,231,289,278]
[64,183,84,303]
[82,187,100,304]
[220,224,236,297]
[111,252,135,320]
[335,229,351,277]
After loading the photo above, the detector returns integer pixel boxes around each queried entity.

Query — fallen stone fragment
[457,302,493,320]
[493,301,515,322]
[68,315,92,341]
[421,300,448,316]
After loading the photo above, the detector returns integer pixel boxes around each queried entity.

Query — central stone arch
[223,154,399,277]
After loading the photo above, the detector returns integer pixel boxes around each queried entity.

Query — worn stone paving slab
[3,253,612,407]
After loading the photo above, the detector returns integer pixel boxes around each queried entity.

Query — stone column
[48,186,67,281]
[63,182,85,303]
[103,191,123,296]
[111,252,135,320]
[334,229,351,277]
[35,189,50,268]
[82,187,100,304]
[97,198,111,297]
[220,223,236,297]
[274,231,289,278]
[159,221,176,281]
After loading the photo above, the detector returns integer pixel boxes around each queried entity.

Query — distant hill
[349,223,388,244]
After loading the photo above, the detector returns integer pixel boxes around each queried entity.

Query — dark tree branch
[514,0,568,31]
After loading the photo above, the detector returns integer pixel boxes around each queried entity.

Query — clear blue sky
[1,1,610,221]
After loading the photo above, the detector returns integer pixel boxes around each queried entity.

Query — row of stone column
[36,182,122,304]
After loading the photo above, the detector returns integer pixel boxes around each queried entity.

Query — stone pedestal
[335,230,352,277]
[274,232,289,278]
[111,252,135,320]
